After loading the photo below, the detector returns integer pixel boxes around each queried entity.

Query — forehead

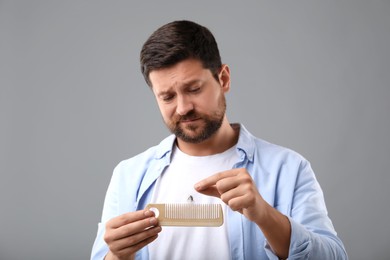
[149,59,210,92]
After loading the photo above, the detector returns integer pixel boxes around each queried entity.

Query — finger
[134,233,159,248]
[105,214,158,245]
[194,169,239,191]
[195,174,242,198]
[221,189,252,210]
[113,233,159,258]
[222,186,259,212]
[109,225,162,253]
[215,176,241,194]
[227,196,247,212]
[107,210,154,229]
[128,234,159,254]
[109,216,159,241]
[195,186,221,198]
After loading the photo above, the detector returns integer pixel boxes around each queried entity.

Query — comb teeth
[165,203,221,219]
[145,203,224,227]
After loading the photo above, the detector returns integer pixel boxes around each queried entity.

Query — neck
[176,119,239,156]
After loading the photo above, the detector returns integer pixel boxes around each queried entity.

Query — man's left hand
[194,168,266,224]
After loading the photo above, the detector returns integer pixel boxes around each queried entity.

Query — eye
[161,94,175,102]
[189,87,200,93]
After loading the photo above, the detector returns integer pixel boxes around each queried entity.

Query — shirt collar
[234,123,255,162]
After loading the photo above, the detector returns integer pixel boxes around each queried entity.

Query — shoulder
[255,138,305,164]
[238,124,306,167]
[113,134,175,176]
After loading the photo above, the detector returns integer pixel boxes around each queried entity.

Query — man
[91,20,348,260]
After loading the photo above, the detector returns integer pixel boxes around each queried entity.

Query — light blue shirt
[91,124,348,259]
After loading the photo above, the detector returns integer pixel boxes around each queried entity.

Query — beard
[165,94,226,144]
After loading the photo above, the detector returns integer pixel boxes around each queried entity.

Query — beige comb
[145,203,223,227]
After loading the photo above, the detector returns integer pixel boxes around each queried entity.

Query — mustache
[174,110,200,122]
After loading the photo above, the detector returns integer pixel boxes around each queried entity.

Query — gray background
[1,1,389,259]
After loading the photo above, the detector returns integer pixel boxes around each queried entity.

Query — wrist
[104,251,135,260]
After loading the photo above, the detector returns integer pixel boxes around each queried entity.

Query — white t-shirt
[148,144,239,260]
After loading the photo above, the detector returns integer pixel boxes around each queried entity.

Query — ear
[218,64,231,93]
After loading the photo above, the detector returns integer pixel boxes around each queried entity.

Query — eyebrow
[156,79,202,96]
[182,79,202,88]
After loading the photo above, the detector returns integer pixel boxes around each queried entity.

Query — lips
[173,111,202,126]
[180,117,200,123]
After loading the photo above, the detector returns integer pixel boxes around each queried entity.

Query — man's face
[149,59,228,143]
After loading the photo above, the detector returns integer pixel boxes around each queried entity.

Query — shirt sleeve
[91,222,109,260]
[287,217,347,259]
[265,159,348,260]
[90,164,121,260]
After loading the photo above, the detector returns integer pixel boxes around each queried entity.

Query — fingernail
[149,217,158,225]
[155,226,162,232]
[144,210,154,217]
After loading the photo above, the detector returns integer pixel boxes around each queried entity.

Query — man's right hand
[104,210,162,260]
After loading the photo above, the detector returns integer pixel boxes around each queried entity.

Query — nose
[176,95,194,116]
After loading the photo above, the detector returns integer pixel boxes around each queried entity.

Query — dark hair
[140,20,222,87]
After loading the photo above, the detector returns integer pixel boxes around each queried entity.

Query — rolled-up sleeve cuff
[264,216,312,260]
[288,216,313,259]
